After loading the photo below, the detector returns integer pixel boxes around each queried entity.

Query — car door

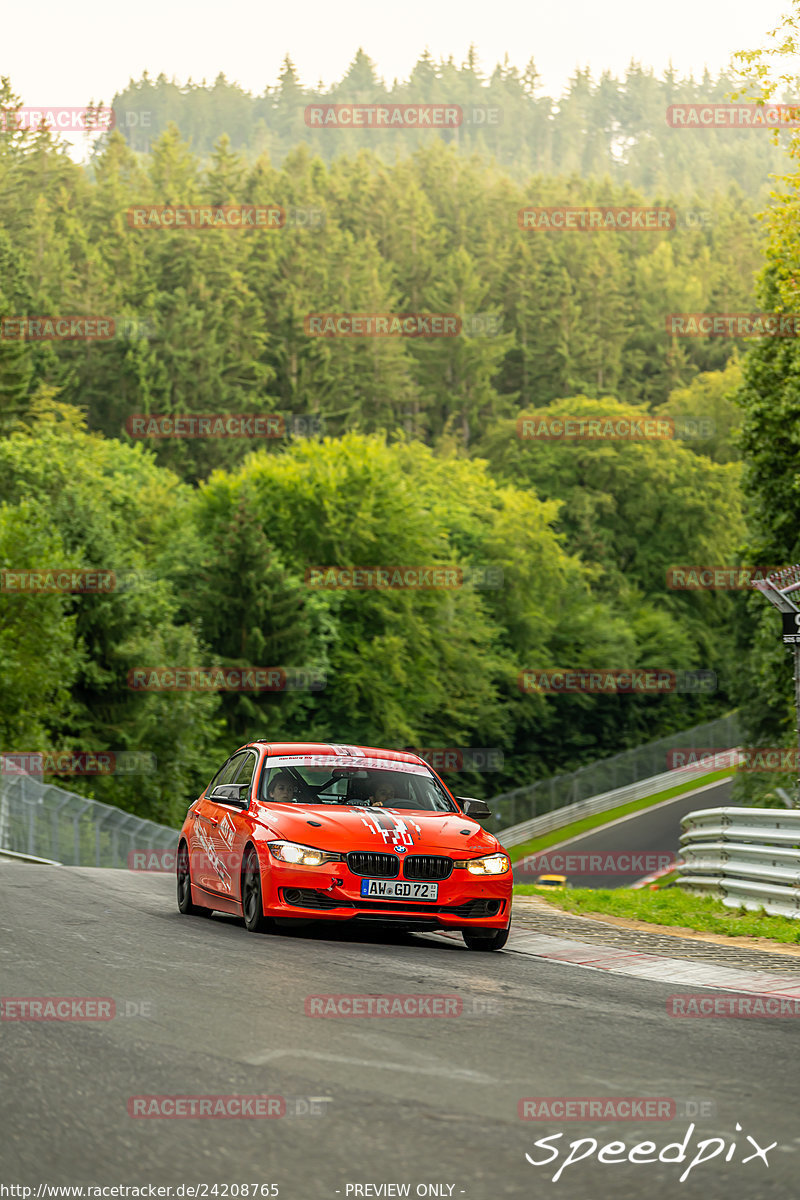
[203,750,258,898]
[192,753,246,893]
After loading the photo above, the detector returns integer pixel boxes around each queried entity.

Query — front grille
[403,855,452,881]
[347,852,400,878]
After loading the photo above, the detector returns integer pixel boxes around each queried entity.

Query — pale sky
[5,0,794,118]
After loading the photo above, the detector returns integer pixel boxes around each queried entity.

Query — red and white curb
[508,930,800,996]
[434,928,800,996]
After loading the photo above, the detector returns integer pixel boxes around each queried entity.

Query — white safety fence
[678,806,800,918]
[496,751,740,849]
[0,758,178,868]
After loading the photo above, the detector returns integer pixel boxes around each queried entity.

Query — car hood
[251,803,499,855]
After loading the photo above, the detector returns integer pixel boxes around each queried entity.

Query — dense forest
[108,52,786,198]
[0,47,795,824]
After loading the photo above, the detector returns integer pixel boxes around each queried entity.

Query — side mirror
[457,797,492,821]
[209,783,249,807]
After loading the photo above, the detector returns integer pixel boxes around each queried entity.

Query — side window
[207,759,231,792]
[231,752,257,791]
[209,754,245,791]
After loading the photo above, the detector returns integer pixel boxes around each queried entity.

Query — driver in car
[368,780,396,808]
[267,772,296,803]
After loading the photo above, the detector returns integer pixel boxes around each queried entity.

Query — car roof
[244,741,428,766]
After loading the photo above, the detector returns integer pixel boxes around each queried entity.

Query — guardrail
[487,712,740,833]
[0,759,178,868]
[678,806,800,918]
[496,753,738,850]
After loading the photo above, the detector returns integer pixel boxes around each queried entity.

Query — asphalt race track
[1,857,798,1200]
[516,777,734,888]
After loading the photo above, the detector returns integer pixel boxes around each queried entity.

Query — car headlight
[455,853,511,875]
[267,841,341,866]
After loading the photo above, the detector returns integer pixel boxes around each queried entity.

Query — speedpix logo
[524,1122,776,1183]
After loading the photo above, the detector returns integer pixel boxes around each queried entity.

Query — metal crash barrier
[678,806,800,918]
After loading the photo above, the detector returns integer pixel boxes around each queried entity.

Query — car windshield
[259,756,457,812]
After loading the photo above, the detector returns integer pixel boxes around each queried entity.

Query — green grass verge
[513,883,800,944]
[501,766,735,864]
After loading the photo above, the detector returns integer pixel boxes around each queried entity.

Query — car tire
[462,925,510,952]
[177,841,212,917]
[242,845,274,934]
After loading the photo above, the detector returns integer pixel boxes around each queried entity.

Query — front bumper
[261,856,511,930]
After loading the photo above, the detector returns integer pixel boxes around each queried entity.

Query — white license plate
[360,879,439,901]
